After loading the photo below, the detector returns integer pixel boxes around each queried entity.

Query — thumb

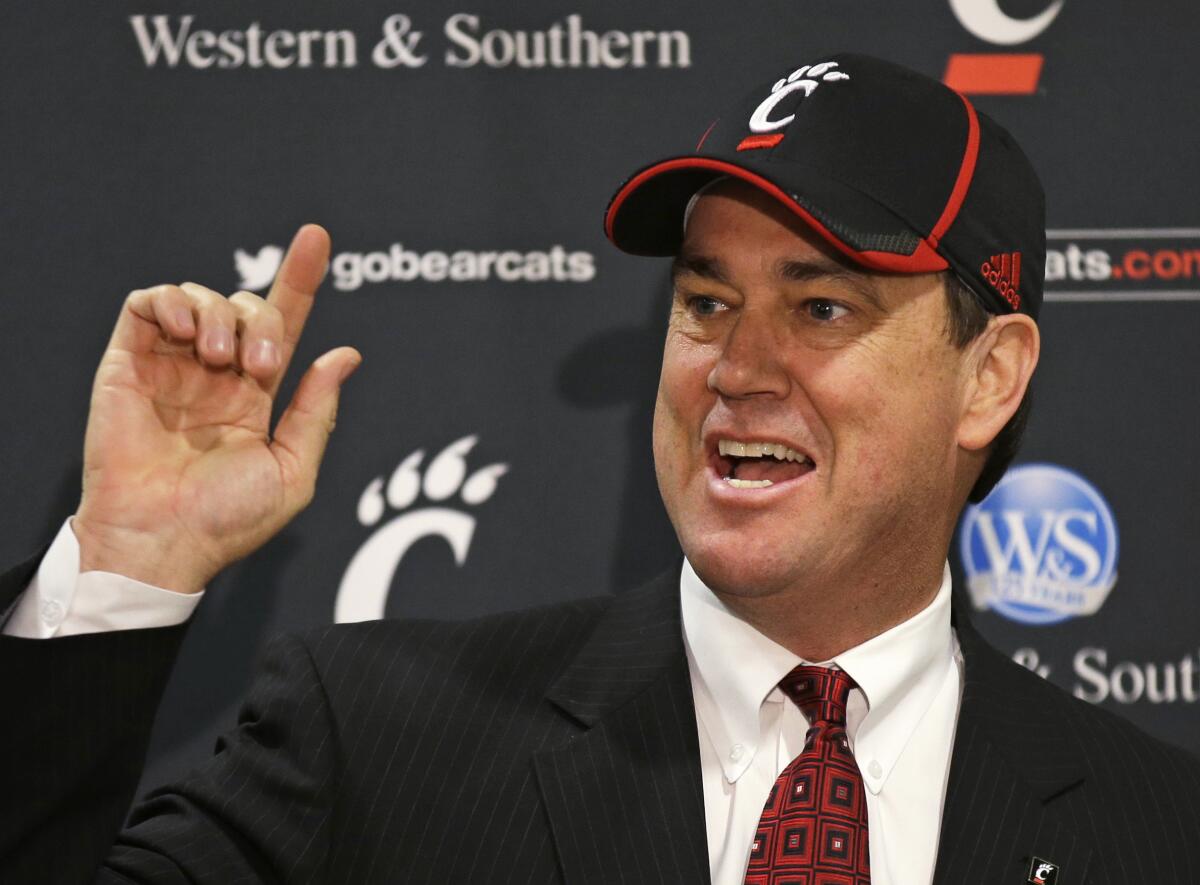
[271,346,362,509]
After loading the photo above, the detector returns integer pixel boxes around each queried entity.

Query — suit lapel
[535,567,710,885]
[934,609,1095,885]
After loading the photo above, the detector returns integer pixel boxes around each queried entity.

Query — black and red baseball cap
[605,53,1045,319]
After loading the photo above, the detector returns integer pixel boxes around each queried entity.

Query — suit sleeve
[0,552,188,883]
[100,632,342,885]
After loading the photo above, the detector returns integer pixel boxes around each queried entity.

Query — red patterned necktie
[743,666,871,885]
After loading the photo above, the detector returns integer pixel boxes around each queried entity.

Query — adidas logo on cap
[982,251,1022,310]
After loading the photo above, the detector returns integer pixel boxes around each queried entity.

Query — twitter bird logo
[234,245,284,291]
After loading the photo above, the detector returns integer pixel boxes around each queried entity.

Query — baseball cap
[605,53,1045,319]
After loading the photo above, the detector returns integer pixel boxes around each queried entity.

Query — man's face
[653,179,975,600]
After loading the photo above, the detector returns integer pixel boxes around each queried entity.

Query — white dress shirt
[681,559,963,885]
[5,520,963,885]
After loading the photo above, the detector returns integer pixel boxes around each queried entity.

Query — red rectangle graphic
[736,133,785,152]
[943,53,1043,95]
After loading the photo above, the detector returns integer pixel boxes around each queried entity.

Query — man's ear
[957,314,1040,452]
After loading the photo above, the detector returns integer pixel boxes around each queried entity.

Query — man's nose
[706,307,791,399]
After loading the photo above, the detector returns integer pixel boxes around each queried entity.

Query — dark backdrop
[1,0,1196,790]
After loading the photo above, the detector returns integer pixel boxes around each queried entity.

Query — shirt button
[867,759,883,779]
[41,600,65,628]
[729,743,746,762]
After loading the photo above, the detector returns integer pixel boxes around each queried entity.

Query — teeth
[725,478,773,489]
[717,439,811,464]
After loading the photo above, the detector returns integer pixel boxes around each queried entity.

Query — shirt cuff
[3,518,203,638]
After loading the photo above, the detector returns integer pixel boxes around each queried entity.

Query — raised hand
[73,225,361,594]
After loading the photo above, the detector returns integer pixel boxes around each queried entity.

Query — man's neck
[707,558,948,662]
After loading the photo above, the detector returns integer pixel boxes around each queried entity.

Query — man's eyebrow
[671,254,729,285]
[776,258,885,310]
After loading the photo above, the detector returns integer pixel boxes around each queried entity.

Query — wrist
[71,514,213,595]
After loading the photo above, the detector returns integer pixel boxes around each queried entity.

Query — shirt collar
[681,559,799,782]
[680,558,955,789]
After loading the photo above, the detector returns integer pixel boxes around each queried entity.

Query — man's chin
[682,533,809,600]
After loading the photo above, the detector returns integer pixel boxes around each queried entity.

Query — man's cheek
[816,368,892,441]
[841,445,890,498]
[652,394,690,492]
[655,358,709,443]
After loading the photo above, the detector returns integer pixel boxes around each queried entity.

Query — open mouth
[711,439,816,489]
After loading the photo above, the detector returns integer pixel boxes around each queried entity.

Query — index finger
[265,223,331,395]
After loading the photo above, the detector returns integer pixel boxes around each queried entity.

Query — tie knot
[779,665,854,724]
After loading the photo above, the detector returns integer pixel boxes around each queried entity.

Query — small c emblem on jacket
[1028,856,1059,884]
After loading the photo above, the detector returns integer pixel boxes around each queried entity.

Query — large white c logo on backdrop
[333,436,508,623]
[949,0,1064,46]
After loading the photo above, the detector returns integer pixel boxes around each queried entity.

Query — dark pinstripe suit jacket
[2,551,1199,885]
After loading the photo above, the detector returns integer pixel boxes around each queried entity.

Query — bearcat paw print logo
[334,435,508,623]
[749,60,851,133]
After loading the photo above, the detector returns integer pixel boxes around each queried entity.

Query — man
[2,53,1198,885]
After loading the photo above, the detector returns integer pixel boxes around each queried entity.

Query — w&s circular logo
[959,464,1118,625]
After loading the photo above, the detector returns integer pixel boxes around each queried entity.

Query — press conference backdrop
[2,0,1197,790]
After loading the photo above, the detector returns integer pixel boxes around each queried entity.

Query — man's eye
[688,296,724,316]
[805,299,849,322]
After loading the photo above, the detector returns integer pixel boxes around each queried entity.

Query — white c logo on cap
[949,0,1064,46]
[748,61,850,133]
[749,80,818,133]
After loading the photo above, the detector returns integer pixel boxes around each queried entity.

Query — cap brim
[605,156,950,274]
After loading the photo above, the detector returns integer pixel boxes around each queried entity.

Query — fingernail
[338,357,361,383]
[207,327,233,355]
[252,340,278,370]
[175,309,194,334]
